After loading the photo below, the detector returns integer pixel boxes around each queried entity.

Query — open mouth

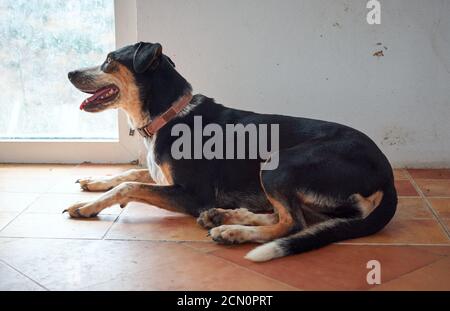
[80,84,120,111]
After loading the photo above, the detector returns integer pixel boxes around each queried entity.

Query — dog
[66,41,397,262]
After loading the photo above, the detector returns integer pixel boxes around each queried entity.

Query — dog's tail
[245,185,397,262]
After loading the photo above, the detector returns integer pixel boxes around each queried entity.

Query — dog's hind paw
[209,225,255,244]
[197,208,225,229]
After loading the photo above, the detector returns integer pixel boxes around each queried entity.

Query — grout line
[0,236,214,243]
[397,195,450,199]
[180,241,217,253]
[379,258,447,290]
[179,243,301,291]
[0,192,44,232]
[104,237,216,243]
[0,258,49,291]
[101,211,123,240]
[2,235,447,247]
[405,170,450,239]
[403,178,450,182]
[418,196,450,199]
[370,256,449,290]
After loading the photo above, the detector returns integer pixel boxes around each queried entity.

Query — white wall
[136,0,450,168]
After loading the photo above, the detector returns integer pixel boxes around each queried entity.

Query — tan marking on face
[86,63,149,128]
[106,63,150,128]
[352,190,384,218]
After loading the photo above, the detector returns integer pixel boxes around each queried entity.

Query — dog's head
[68,42,190,126]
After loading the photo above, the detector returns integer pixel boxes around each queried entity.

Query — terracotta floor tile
[416,179,450,197]
[349,217,449,244]
[0,177,54,193]
[0,239,181,290]
[0,193,39,212]
[0,238,184,290]
[0,212,20,231]
[408,169,450,180]
[0,261,44,291]
[414,245,450,256]
[0,238,293,291]
[1,165,450,291]
[105,203,208,241]
[393,169,409,180]
[396,198,432,219]
[26,193,122,215]
[182,241,224,253]
[428,198,450,219]
[372,257,450,290]
[119,202,185,218]
[0,213,116,239]
[0,164,76,177]
[395,180,419,197]
[210,244,445,290]
[81,246,294,291]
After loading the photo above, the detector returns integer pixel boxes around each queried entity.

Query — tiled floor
[0,164,449,290]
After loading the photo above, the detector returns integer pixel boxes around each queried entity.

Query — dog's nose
[68,70,77,81]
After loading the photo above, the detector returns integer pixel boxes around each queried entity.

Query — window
[0,0,117,139]
[0,0,140,163]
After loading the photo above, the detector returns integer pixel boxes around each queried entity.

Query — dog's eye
[107,57,112,63]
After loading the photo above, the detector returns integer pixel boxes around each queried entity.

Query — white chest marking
[144,137,169,185]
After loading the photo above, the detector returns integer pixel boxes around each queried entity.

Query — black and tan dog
[66,42,397,261]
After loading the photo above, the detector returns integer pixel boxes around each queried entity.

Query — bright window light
[0,0,117,139]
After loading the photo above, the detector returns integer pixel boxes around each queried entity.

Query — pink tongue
[80,100,90,110]
[80,88,109,110]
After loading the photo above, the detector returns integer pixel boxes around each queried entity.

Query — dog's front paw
[63,202,98,218]
[209,225,254,244]
[76,177,113,192]
[197,208,226,229]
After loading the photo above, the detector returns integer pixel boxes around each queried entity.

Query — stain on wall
[381,126,412,147]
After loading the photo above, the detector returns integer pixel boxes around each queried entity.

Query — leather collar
[137,93,193,138]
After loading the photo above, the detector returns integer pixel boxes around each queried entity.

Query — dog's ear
[165,56,176,68]
[133,42,162,73]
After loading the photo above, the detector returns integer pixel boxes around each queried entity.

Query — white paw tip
[244,241,284,262]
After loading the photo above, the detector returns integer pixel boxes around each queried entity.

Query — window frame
[0,0,140,164]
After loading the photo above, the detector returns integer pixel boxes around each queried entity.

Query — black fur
[73,42,397,257]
